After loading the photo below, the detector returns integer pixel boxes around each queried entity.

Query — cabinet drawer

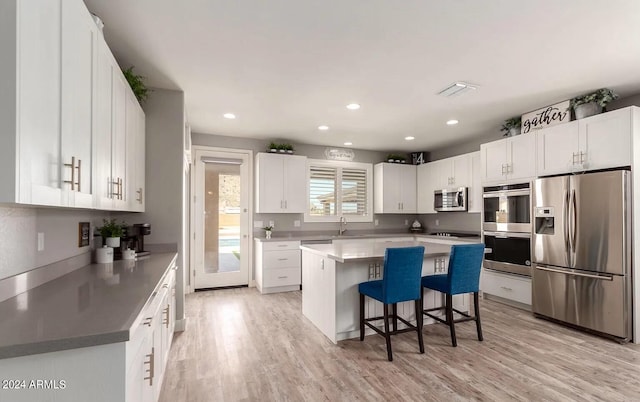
[263,267,301,287]
[262,241,301,251]
[481,269,531,305]
[263,250,300,268]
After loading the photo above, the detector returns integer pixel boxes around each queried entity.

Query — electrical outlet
[435,219,439,226]
[294,220,300,227]
[269,220,274,228]
[37,232,45,251]
[374,219,379,226]
[404,220,409,225]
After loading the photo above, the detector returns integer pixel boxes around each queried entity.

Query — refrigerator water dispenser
[535,207,554,235]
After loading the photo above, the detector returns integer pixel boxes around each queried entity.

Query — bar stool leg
[360,293,365,341]
[415,299,425,354]
[474,292,483,342]
[392,303,398,332]
[446,294,457,347]
[383,303,393,361]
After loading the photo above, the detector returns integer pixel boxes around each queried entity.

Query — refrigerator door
[532,264,631,340]
[570,170,629,275]
[532,176,570,267]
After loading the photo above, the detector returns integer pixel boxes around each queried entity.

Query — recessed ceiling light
[446,119,459,125]
[344,142,353,146]
[318,125,330,131]
[405,136,415,141]
[223,113,236,119]
[346,103,360,110]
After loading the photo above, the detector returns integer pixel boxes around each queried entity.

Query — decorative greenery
[122,66,149,103]
[282,144,294,151]
[500,116,522,135]
[386,153,406,161]
[268,142,278,150]
[267,142,294,152]
[570,88,618,108]
[263,226,274,231]
[97,218,127,238]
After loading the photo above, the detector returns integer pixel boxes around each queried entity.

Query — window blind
[341,168,367,216]
[309,166,337,216]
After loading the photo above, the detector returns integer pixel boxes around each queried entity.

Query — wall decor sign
[324,148,355,161]
[411,152,427,165]
[521,100,570,134]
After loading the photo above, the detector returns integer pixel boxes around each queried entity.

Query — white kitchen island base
[301,240,478,344]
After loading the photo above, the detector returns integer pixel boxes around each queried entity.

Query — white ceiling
[84,0,640,152]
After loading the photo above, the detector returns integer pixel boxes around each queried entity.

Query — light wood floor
[160,288,640,401]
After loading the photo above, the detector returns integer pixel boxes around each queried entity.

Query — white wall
[0,206,106,280]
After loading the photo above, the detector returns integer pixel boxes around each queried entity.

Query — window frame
[304,159,373,223]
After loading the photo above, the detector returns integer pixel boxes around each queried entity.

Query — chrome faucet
[339,216,347,235]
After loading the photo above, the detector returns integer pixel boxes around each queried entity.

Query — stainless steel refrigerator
[532,170,632,341]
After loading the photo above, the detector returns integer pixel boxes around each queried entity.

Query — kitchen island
[301,238,482,343]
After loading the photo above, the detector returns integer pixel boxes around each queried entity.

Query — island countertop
[300,241,466,263]
[0,252,177,360]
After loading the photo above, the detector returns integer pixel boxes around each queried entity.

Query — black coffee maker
[125,223,151,257]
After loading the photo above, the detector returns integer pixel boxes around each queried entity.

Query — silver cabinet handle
[143,317,152,327]
[64,156,81,190]
[143,347,155,386]
[277,245,287,247]
[500,286,513,291]
[136,187,143,203]
[277,258,288,261]
[163,304,170,328]
[277,276,288,279]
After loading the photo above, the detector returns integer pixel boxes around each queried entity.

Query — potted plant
[97,218,126,247]
[501,117,522,137]
[570,88,618,119]
[263,225,274,239]
[268,142,278,153]
[277,144,286,153]
[122,66,149,104]
[283,144,294,154]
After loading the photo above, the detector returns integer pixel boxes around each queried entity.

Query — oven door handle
[483,189,530,198]
[535,265,613,281]
[483,231,531,239]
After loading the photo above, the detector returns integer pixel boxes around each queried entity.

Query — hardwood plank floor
[160,288,640,401]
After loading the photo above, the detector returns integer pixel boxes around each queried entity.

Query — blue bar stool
[358,246,425,361]
[421,243,485,347]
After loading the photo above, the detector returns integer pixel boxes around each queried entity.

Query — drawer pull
[277,276,288,279]
[278,245,287,247]
[277,258,289,261]
[143,347,154,386]
[143,317,152,327]
[500,286,513,291]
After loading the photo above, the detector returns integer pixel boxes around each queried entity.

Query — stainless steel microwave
[434,187,467,212]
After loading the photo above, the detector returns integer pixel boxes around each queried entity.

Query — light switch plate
[79,222,90,247]
[37,232,44,251]
[254,220,264,228]
[294,220,300,227]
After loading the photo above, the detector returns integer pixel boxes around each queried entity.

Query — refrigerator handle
[571,189,577,253]
[563,189,570,254]
[535,265,614,281]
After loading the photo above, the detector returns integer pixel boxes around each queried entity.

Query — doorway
[192,147,252,289]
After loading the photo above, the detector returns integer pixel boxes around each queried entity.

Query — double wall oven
[482,183,532,276]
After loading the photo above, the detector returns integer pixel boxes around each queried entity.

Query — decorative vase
[105,237,120,248]
[279,149,286,153]
[574,102,602,119]
[508,127,521,137]
[265,230,272,239]
[287,150,293,154]
[269,148,278,153]
[387,159,394,163]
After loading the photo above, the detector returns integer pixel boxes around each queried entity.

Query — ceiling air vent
[437,82,477,97]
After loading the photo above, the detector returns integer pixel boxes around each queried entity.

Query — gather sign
[521,100,570,134]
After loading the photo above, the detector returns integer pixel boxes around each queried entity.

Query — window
[305,159,372,222]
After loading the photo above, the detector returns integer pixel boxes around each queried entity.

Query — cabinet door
[17,0,63,206]
[536,121,579,176]
[480,139,508,184]
[135,106,146,211]
[374,163,401,213]
[433,159,451,189]
[507,134,536,181]
[125,93,146,212]
[112,71,128,210]
[399,164,417,213]
[451,154,470,187]
[256,153,285,213]
[282,155,307,212]
[467,151,482,213]
[416,163,434,213]
[579,108,632,170]
[93,35,114,210]
[60,0,95,208]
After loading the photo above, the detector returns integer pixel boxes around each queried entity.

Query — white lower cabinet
[255,240,301,293]
[481,268,531,306]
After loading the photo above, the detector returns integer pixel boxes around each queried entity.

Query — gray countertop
[300,240,466,263]
[255,231,480,242]
[0,252,177,360]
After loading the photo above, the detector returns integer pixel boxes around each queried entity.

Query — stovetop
[429,232,480,238]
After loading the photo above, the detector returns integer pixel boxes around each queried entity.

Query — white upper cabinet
[436,154,470,189]
[481,134,536,184]
[536,120,579,176]
[60,0,97,208]
[536,107,634,176]
[417,162,436,214]
[468,151,482,213]
[256,153,307,213]
[126,92,146,212]
[0,0,62,206]
[374,163,417,214]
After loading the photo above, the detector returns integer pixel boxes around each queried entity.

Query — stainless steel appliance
[434,187,467,212]
[123,223,151,258]
[483,183,530,232]
[532,170,631,341]
[482,182,532,276]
